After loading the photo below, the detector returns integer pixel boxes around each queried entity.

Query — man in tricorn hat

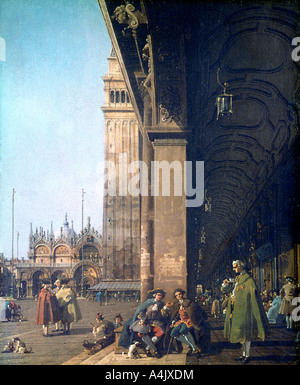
[92,312,115,348]
[222,260,269,364]
[52,278,63,333]
[119,288,169,358]
[163,288,207,357]
[279,274,297,330]
[35,280,61,337]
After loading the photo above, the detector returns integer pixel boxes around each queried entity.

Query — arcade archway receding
[73,263,99,296]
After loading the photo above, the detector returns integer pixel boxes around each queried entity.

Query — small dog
[12,337,32,354]
[127,341,141,359]
[2,341,14,353]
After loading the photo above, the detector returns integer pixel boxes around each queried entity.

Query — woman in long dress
[267,290,282,324]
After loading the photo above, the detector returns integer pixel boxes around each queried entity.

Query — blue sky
[0,0,112,259]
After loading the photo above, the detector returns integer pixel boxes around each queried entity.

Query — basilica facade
[3,215,103,297]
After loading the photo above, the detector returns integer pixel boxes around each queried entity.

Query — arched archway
[35,245,51,263]
[71,261,100,296]
[32,270,48,296]
[51,270,69,285]
[53,244,71,264]
[18,271,28,298]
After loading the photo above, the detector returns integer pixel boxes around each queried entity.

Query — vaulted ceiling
[99,0,300,282]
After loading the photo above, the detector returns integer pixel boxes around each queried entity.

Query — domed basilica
[12,214,103,297]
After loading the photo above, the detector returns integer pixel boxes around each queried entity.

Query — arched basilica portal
[13,215,103,297]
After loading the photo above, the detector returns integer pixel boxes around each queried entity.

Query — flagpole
[81,189,85,297]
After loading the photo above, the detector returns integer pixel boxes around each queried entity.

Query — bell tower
[101,47,141,282]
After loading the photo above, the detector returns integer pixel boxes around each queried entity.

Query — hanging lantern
[216,68,233,120]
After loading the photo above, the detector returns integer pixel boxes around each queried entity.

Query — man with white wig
[221,260,269,364]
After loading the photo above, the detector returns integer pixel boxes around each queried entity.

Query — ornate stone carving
[159,86,183,124]
[111,3,147,35]
[142,37,151,73]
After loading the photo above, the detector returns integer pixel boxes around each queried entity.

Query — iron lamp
[216,68,233,120]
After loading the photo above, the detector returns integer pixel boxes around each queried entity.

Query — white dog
[127,341,141,359]
[12,337,32,354]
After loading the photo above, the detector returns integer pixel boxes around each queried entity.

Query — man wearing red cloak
[35,282,61,337]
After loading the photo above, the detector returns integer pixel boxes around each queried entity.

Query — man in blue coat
[118,288,169,358]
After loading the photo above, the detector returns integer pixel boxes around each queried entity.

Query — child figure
[113,314,123,329]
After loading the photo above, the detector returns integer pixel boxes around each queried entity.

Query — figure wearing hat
[53,279,64,332]
[222,260,269,364]
[56,278,82,335]
[279,275,297,330]
[119,288,168,358]
[163,288,207,357]
[35,280,61,337]
[91,312,115,348]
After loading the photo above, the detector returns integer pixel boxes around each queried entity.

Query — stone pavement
[0,297,138,365]
[0,298,298,366]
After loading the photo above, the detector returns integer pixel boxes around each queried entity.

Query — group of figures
[116,260,272,362]
[2,259,298,364]
[0,300,23,322]
[117,260,298,364]
[118,288,209,359]
[93,290,140,304]
[35,278,82,337]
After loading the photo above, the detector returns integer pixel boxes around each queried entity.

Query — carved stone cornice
[111,3,147,35]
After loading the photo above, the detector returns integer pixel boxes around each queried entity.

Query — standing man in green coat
[221,260,269,364]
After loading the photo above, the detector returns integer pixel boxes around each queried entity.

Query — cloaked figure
[35,280,61,337]
[56,278,82,335]
[119,288,168,358]
[222,260,269,364]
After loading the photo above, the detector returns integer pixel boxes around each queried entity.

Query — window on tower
[110,90,115,103]
[109,89,131,105]
[121,90,125,103]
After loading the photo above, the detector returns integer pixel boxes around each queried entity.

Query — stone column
[140,130,154,302]
[152,138,188,301]
[28,283,33,297]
